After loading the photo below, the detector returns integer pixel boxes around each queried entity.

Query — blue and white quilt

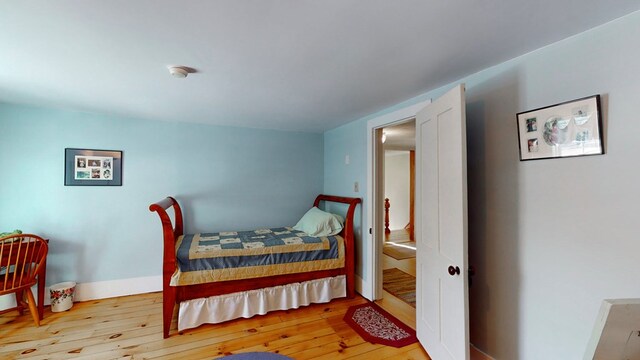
[171,227,345,286]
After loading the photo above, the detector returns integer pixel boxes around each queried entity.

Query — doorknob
[448,265,460,276]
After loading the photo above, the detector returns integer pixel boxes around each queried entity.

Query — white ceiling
[1,1,639,133]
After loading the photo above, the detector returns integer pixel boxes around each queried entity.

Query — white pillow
[293,207,344,237]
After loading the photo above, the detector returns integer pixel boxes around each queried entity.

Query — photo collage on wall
[75,156,113,180]
[517,95,603,161]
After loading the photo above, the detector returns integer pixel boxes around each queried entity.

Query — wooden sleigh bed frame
[149,194,361,338]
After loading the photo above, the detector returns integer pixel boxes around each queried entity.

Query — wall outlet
[345,154,350,165]
[354,181,359,192]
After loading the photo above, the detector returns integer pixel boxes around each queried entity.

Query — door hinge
[468,265,476,288]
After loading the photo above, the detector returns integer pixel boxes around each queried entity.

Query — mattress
[171,227,345,286]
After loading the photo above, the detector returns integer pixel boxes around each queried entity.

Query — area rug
[383,241,416,260]
[343,302,417,348]
[216,352,292,359]
[383,268,416,308]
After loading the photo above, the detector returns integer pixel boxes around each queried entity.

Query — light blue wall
[323,119,367,276]
[0,104,323,285]
[324,11,640,360]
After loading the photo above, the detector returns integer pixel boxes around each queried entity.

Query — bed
[149,194,361,338]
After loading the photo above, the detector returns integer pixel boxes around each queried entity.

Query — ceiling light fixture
[168,66,189,78]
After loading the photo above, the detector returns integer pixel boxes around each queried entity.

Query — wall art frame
[64,148,123,186]
[516,95,604,161]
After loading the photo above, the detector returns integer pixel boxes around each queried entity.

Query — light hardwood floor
[0,292,430,359]
[385,229,413,244]
[380,228,417,329]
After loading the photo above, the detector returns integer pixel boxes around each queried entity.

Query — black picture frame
[516,95,604,161]
[64,148,123,186]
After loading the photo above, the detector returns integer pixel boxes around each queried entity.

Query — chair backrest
[0,234,48,295]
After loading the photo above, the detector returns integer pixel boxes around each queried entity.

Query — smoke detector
[168,66,189,78]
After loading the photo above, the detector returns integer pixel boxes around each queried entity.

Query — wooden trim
[384,198,391,235]
[176,269,346,299]
[409,150,415,241]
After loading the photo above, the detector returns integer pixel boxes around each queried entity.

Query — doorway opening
[364,98,428,304]
[376,119,417,328]
[364,100,428,323]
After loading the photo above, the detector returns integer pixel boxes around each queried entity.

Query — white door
[415,84,469,360]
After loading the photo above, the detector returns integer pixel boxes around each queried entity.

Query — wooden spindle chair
[0,234,48,326]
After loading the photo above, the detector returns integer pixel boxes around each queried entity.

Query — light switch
[354,181,359,192]
[345,155,350,165]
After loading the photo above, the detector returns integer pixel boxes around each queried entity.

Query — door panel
[416,84,469,360]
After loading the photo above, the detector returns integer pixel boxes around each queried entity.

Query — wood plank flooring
[380,244,417,330]
[0,292,430,359]
[385,229,412,243]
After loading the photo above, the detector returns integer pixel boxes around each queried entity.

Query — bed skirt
[177,275,346,331]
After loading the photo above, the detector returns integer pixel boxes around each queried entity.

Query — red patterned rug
[343,302,417,348]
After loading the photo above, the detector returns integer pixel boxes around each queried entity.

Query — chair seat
[0,275,38,296]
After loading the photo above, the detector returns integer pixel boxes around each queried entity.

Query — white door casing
[365,99,430,300]
[415,84,469,360]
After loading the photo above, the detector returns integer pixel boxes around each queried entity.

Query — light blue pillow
[293,207,344,237]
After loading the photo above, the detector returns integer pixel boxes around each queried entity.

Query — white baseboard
[2,273,366,312]
[73,275,163,302]
[2,273,365,310]
[0,275,162,311]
